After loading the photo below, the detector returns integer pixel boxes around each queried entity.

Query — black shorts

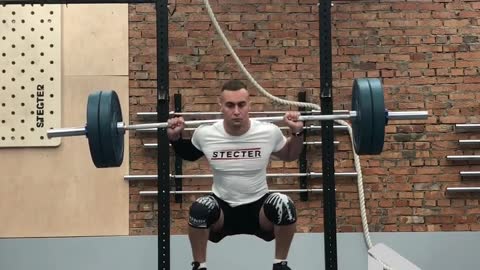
[208,193,274,243]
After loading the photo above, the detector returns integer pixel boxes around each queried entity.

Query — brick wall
[128,0,480,235]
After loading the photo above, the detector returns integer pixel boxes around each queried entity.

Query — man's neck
[224,119,251,136]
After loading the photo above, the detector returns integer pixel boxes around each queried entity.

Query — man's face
[219,88,250,128]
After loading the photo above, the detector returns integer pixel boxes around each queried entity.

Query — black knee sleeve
[188,195,221,229]
[263,193,297,225]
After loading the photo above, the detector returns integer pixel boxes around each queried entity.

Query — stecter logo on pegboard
[0,5,61,147]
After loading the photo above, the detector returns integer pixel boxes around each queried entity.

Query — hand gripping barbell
[47,78,428,168]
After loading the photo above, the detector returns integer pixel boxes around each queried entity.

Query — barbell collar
[350,110,428,121]
[386,111,429,120]
[47,127,87,138]
[46,123,126,139]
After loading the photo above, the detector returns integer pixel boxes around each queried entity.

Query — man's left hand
[283,111,304,134]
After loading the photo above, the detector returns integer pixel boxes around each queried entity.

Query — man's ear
[218,97,222,111]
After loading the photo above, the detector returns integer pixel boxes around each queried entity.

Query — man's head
[219,80,251,132]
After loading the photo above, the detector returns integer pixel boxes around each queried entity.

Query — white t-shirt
[191,119,287,207]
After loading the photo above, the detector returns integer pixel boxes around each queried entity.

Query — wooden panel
[0,4,130,237]
[0,76,129,237]
[0,5,61,147]
[62,4,128,76]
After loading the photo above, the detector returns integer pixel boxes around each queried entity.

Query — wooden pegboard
[0,5,61,147]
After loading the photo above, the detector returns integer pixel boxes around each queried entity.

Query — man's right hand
[167,117,185,141]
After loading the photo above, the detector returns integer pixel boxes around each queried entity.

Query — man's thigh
[209,194,274,242]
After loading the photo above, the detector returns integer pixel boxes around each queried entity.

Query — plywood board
[0,5,61,147]
[0,76,129,237]
[62,4,128,76]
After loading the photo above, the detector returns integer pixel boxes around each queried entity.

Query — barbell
[46,78,428,168]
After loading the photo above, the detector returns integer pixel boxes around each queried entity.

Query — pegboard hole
[11,28,15,32]
[11,111,15,115]
[40,136,44,140]
[31,61,35,65]
[21,52,25,56]
[11,78,15,82]
[30,27,35,32]
[11,94,15,98]
[40,36,44,40]
[21,19,25,24]
[50,111,54,115]
[21,86,25,90]
[30,111,34,115]
[49,27,54,31]
[20,136,25,140]
[30,77,35,81]
[50,94,54,98]
[11,128,15,132]
[40,69,44,73]
[1,137,5,141]
[30,94,34,98]
[10,136,15,141]
[21,36,25,40]
[21,102,25,107]
[11,61,15,65]
[21,69,25,73]
[20,119,24,123]
[30,128,34,132]
[40,52,44,56]
[50,77,54,81]
[1,120,5,124]
[1,103,5,107]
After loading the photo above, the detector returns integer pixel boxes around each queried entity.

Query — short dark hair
[221,80,247,92]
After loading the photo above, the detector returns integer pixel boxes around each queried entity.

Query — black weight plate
[86,91,107,168]
[352,78,387,155]
[368,78,386,154]
[98,90,124,167]
[352,78,373,155]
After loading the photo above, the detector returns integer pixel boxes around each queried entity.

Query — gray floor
[0,232,479,270]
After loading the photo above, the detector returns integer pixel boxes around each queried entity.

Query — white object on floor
[368,243,421,270]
